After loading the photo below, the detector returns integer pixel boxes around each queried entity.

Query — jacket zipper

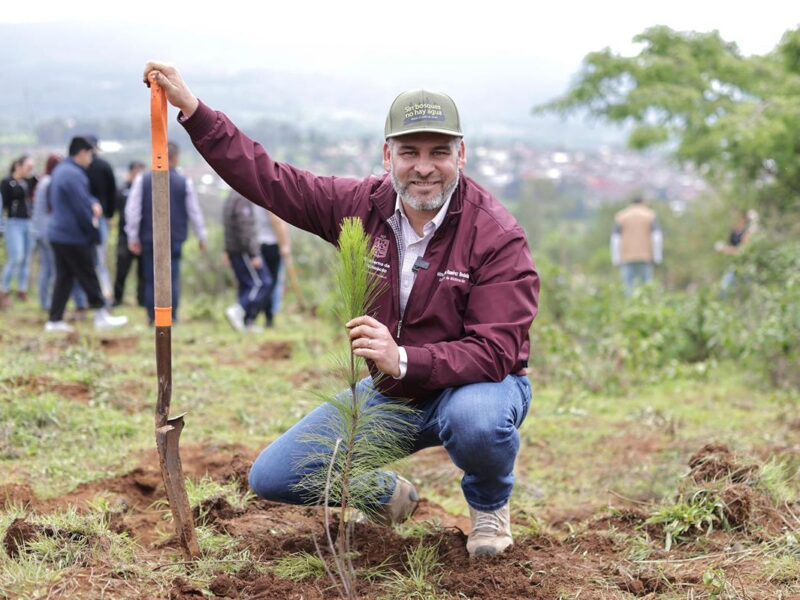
[386,213,405,340]
[388,214,453,341]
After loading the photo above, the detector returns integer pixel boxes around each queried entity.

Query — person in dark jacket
[222,191,272,332]
[44,137,128,333]
[32,154,90,314]
[125,142,208,325]
[1,155,37,306]
[145,63,539,559]
[85,136,117,300]
[112,161,146,307]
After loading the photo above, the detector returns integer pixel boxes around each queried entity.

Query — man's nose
[414,158,435,178]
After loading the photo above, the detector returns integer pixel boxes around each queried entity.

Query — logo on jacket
[372,235,390,259]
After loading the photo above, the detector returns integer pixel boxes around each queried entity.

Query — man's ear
[457,140,467,170]
[383,142,392,172]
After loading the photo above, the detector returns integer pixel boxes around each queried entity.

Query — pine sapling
[295,217,417,599]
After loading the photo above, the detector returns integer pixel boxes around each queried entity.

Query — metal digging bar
[149,74,200,560]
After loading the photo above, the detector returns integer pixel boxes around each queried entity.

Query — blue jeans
[621,261,654,297]
[2,218,33,293]
[249,374,532,512]
[229,253,272,324]
[95,217,112,298]
[142,243,182,324]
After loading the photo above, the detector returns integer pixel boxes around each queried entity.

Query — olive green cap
[384,89,463,139]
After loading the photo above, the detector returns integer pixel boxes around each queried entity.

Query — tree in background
[536,26,800,217]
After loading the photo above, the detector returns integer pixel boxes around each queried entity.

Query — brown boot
[467,503,513,558]
[370,475,419,527]
[0,292,10,309]
[15,290,27,302]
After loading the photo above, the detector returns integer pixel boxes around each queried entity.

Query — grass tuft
[272,551,327,582]
[645,490,727,551]
[378,542,450,600]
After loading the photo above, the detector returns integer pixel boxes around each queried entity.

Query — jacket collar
[371,171,466,221]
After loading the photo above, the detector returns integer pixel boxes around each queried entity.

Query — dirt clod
[3,518,39,558]
[721,483,754,527]
[208,573,240,598]
[688,443,757,483]
[169,577,205,599]
[194,495,243,526]
[613,564,670,596]
[226,453,252,491]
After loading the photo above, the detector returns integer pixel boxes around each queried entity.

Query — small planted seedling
[296,217,417,599]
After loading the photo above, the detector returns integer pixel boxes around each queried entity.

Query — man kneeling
[144,62,540,558]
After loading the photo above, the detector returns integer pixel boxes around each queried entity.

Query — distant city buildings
[3,123,707,221]
[192,135,708,214]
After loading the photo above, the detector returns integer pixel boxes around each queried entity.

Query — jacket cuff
[178,100,217,141]
[403,345,433,385]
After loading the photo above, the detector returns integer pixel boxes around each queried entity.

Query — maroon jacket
[181,101,540,402]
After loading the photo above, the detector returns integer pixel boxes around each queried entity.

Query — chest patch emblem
[372,235,390,259]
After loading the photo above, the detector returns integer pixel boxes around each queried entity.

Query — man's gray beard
[391,168,460,213]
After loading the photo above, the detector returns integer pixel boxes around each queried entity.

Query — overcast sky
[5,1,797,85]
[2,1,798,141]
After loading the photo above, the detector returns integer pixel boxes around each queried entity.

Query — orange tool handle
[154,306,172,328]
[150,76,169,172]
[150,74,173,328]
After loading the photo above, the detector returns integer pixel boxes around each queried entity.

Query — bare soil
[3,442,798,599]
[3,375,91,404]
[98,336,141,355]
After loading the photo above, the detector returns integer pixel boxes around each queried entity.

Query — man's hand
[252,255,263,270]
[143,61,199,118]
[347,315,400,378]
[128,241,142,256]
[91,203,103,218]
[199,239,208,253]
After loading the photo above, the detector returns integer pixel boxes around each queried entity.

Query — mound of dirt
[0,483,36,508]
[193,495,245,527]
[3,517,97,559]
[3,518,38,558]
[688,443,758,484]
[683,443,785,536]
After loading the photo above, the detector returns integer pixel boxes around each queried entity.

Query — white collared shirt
[394,195,450,378]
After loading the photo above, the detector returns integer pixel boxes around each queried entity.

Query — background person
[611,195,663,296]
[715,208,758,293]
[1,155,37,307]
[85,135,118,301]
[113,160,146,307]
[32,154,93,315]
[45,137,128,333]
[223,190,272,332]
[125,141,208,325]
